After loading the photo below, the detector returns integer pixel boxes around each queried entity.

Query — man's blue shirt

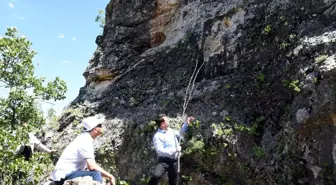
[153,123,188,159]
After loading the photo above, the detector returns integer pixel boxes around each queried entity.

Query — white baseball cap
[82,114,105,131]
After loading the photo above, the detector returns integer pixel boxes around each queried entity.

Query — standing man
[148,114,194,185]
[51,115,115,185]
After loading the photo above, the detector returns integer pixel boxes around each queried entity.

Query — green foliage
[63,108,82,117]
[117,179,130,185]
[139,121,157,135]
[256,73,265,89]
[254,116,265,123]
[256,73,265,84]
[47,108,56,121]
[248,124,257,135]
[231,116,265,137]
[211,123,221,136]
[253,145,265,158]
[0,28,67,184]
[184,137,205,155]
[96,147,117,172]
[72,120,79,127]
[236,121,260,136]
[233,122,250,132]
[257,73,265,88]
[279,15,288,26]
[183,119,205,155]
[280,42,290,49]
[314,54,328,63]
[203,146,218,157]
[0,125,53,184]
[181,175,193,182]
[189,119,200,129]
[95,9,106,29]
[249,116,265,135]
[223,127,233,136]
[289,80,301,92]
[163,99,170,107]
[46,108,59,129]
[289,34,296,40]
[211,123,233,137]
[139,176,151,185]
[282,79,300,92]
[262,25,272,35]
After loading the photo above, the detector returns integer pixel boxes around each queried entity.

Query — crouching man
[51,115,115,185]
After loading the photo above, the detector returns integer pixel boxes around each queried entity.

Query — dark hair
[23,145,32,161]
[155,114,166,127]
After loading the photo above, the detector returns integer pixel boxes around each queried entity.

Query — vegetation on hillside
[0,27,67,184]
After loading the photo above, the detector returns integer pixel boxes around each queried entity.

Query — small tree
[0,27,67,184]
[47,108,57,121]
[95,9,106,28]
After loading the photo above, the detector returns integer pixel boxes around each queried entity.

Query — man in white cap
[51,115,115,185]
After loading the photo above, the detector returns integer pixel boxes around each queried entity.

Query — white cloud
[13,15,25,20]
[62,60,72,64]
[8,2,14,8]
[72,37,76,41]
[58,33,65,39]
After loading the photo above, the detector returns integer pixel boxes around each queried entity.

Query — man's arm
[179,123,188,135]
[35,143,54,153]
[86,159,115,185]
[29,133,54,153]
[78,140,115,185]
[176,116,194,139]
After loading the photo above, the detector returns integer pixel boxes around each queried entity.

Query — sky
[0,0,109,115]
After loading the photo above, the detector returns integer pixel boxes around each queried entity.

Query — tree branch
[44,101,56,106]
[0,80,9,87]
[32,97,56,106]
[10,106,16,129]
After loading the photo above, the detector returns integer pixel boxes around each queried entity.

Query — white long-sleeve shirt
[28,133,52,153]
[153,123,188,159]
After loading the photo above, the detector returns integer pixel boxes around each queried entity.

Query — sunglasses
[96,124,103,128]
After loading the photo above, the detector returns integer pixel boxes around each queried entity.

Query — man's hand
[48,149,57,154]
[109,175,115,185]
[174,146,182,158]
[186,116,195,125]
[176,146,181,152]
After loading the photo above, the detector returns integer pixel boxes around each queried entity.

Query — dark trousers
[149,157,178,185]
[54,170,103,185]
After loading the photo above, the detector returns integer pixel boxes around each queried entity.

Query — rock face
[43,0,336,184]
